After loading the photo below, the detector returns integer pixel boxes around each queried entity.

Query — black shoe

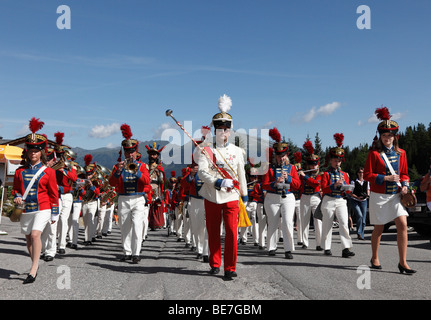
[324,249,332,256]
[209,267,220,275]
[71,244,78,250]
[131,256,141,264]
[196,253,203,259]
[370,259,382,270]
[268,250,276,256]
[284,251,293,259]
[23,273,37,284]
[102,233,108,237]
[301,244,308,249]
[398,263,416,274]
[44,255,54,262]
[58,249,66,254]
[120,255,132,262]
[342,248,355,258]
[316,246,323,251]
[185,243,191,248]
[203,256,209,263]
[223,271,237,281]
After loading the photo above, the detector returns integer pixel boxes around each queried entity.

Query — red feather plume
[84,154,93,166]
[333,133,344,147]
[120,123,133,140]
[54,131,64,145]
[29,117,44,133]
[303,140,314,155]
[171,171,176,177]
[375,106,391,121]
[294,151,302,164]
[269,127,281,142]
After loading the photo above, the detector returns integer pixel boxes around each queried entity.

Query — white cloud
[89,123,121,139]
[301,102,341,123]
[317,102,341,115]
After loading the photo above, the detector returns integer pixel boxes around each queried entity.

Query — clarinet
[281,161,287,198]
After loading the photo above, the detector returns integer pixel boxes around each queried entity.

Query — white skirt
[20,209,51,235]
[369,192,408,225]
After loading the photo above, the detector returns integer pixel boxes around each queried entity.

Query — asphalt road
[1,215,431,303]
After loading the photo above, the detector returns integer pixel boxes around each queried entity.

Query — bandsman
[54,132,77,254]
[320,133,355,258]
[109,124,150,263]
[146,142,166,230]
[298,139,323,251]
[262,128,301,259]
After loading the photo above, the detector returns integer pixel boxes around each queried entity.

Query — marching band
[8,99,417,284]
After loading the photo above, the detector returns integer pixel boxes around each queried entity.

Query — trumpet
[124,158,138,173]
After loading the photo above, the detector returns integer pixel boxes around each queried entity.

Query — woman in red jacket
[364,107,415,274]
[13,118,59,284]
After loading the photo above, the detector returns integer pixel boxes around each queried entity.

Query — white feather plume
[218,94,232,113]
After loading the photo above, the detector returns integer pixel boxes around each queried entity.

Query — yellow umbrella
[0,145,24,161]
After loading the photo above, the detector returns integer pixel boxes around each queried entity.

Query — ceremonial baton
[165,109,228,180]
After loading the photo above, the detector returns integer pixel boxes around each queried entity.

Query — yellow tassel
[237,197,251,228]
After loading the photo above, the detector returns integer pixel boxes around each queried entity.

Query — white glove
[51,214,59,223]
[221,179,234,188]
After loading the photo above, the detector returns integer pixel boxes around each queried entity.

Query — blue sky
[0,0,430,152]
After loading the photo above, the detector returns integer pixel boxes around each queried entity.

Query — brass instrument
[51,156,71,171]
[51,149,76,171]
[101,186,115,203]
[124,158,138,173]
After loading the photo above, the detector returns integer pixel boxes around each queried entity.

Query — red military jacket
[321,168,350,198]
[13,162,59,214]
[300,172,322,195]
[262,163,301,195]
[364,147,409,194]
[56,167,78,194]
[109,161,150,196]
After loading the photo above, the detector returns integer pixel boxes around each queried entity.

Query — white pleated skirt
[369,192,408,225]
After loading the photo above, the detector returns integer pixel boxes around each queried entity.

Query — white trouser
[142,205,149,239]
[264,192,296,252]
[175,206,184,239]
[58,193,74,249]
[118,194,146,256]
[188,197,209,256]
[103,205,114,234]
[41,217,57,257]
[96,204,107,236]
[182,201,192,244]
[294,199,302,243]
[321,196,352,250]
[68,202,82,245]
[300,194,322,247]
[256,203,267,247]
[82,200,98,242]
